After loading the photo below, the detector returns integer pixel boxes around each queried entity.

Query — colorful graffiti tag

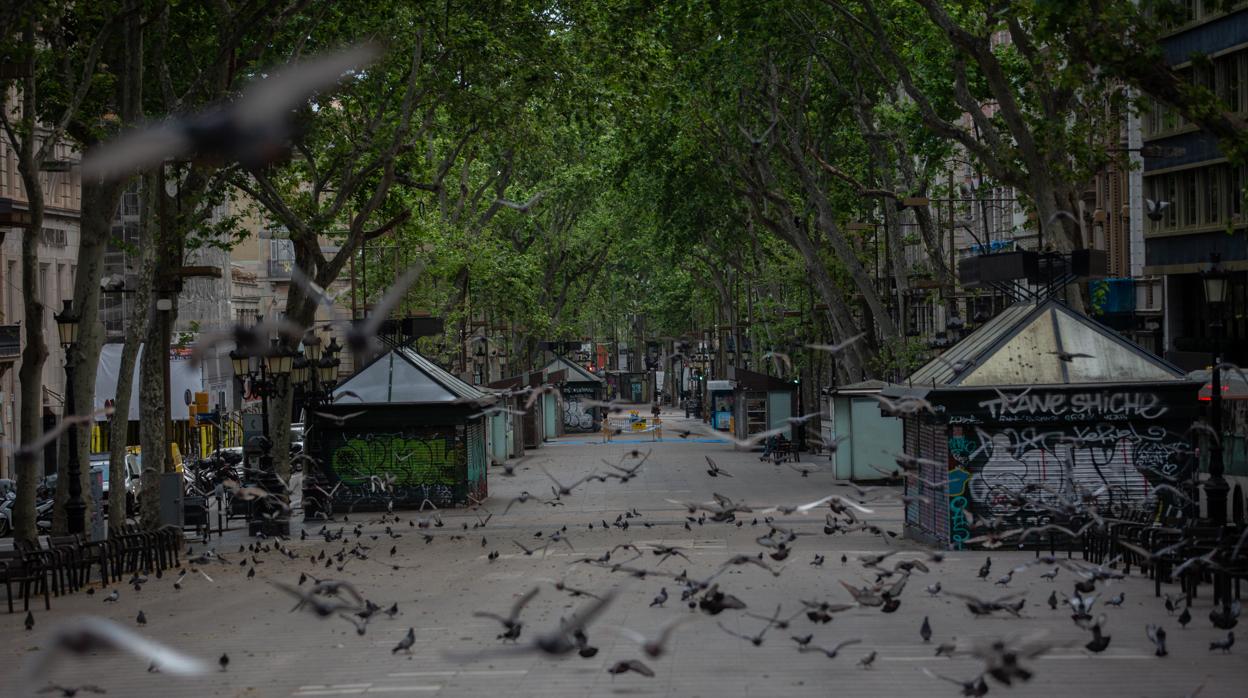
[975,389,1169,423]
[563,397,595,432]
[946,422,1192,545]
[312,427,470,512]
[332,435,459,486]
[561,385,599,433]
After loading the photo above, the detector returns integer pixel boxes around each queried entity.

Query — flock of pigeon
[10,266,1248,696]
[12,425,1246,696]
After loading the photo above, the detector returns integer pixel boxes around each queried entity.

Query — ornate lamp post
[297,335,340,409]
[1202,253,1231,524]
[230,344,292,471]
[54,300,85,534]
[317,353,341,393]
[231,343,294,536]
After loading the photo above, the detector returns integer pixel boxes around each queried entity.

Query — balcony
[266,259,294,279]
[0,324,19,359]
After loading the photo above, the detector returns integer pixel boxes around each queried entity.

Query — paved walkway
[2,412,1243,696]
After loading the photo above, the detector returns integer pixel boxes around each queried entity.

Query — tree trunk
[8,19,47,545]
[861,129,910,335]
[139,172,175,530]
[104,0,147,533]
[108,187,152,533]
[781,135,899,341]
[13,196,46,544]
[266,286,317,483]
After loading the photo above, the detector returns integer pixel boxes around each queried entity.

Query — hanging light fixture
[318,355,339,386]
[268,346,295,377]
[1202,252,1230,306]
[55,300,80,348]
[303,334,323,362]
[229,349,251,377]
[291,355,310,385]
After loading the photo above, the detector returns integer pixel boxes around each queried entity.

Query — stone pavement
[2,409,1244,697]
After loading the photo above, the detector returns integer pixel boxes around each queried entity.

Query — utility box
[159,472,184,527]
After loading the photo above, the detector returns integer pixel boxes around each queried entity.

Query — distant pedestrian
[652,402,661,420]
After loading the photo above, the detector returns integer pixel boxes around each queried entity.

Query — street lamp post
[293,337,339,520]
[55,300,85,535]
[229,347,289,474]
[1202,253,1230,525]
[230,343,294,536]
[297,336,340,409]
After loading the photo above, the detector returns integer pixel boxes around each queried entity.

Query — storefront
[892,299,1200,549]
[707,380,736,431]
[729,368,797,446]
[542,355,606,433]
[303,347,488,515]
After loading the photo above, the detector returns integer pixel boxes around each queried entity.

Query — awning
[1188,369,1248,401]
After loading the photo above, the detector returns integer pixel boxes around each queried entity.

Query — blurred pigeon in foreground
[23,616,209,682]
[81,43,380,181]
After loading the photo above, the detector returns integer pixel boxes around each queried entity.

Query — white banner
[93,343,204,421]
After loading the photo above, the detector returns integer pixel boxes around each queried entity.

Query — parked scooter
[0,486,53,536]
[0,489,15,537]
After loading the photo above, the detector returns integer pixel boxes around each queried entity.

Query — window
[1230,166,1244,220]
[39,264,49,304]
[1195,62,1215,93]
[121,191,139,217]
[1184,0,1199,23]
[1162,102,1180,132]
[1184,171,1199,226]
[269,238,295,261]
[1145,103,1161,136]
[40,228,67,248]
[1219,53,1243,113]
[56,263,65,307]
[5,260,15,322]
[1207,168,1222,224]
[1166,175,1178,228]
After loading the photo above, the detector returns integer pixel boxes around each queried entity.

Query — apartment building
[0,135,81,479]
[1141,2,1248,368]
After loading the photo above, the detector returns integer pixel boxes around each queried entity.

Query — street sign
[196,411,221,425]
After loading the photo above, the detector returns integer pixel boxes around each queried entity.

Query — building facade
[1142,3,1248,369]
[0,134,81,479]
